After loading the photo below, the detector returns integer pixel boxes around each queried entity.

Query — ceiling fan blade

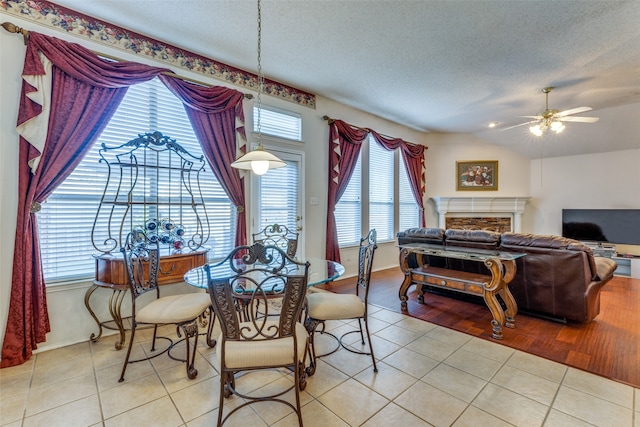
[518,115,542,119]
[500,121,536,131]
[560,116,599,123]
[556,106,592,116]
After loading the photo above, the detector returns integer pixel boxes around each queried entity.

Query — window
[335,136,420,247]
[38,78,236,283]
[252,104,302,141]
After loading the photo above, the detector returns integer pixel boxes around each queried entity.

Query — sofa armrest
[593,257,617,281]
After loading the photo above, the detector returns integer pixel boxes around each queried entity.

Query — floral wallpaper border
[1,0,316,109]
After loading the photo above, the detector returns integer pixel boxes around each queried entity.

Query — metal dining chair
[305,229,378,376]
[118,230,215,382]
[252,223,299,257]
[204,242,310,426]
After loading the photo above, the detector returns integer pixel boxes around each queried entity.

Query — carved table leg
[398,248,412,311]
[84,284,103,343]
[483,258,507,340]
[109,289,128,350]
[499,259,518,328]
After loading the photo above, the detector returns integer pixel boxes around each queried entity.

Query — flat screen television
[562,209,640,246]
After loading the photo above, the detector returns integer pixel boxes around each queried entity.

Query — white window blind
[335,154,362,247]
[253,104,302,141]
[399,160,421,230]
[257,158,300,232]
[369,139,394,241]
[38,78,236,283]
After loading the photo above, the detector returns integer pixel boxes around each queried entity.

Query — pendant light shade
[230,144,286,175]
[231,0,285,175]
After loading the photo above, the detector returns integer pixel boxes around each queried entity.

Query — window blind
[253,104,302,141]
[257,158,300,232]
[369,139,394,241]
[38,78,236,283]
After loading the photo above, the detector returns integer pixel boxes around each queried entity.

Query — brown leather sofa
[396,227,618,323]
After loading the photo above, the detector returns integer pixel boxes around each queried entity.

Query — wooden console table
[398,243,524,339]
[85,249,208,349]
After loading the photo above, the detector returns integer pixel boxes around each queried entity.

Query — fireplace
[445,216,512,233]
[430,197,530,233]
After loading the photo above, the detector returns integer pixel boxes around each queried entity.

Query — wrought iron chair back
[356,228,377,306]
[204,242,310,426]
[121,229,161,298]
[252,223,299,257]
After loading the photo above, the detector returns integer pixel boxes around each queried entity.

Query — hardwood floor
[321,267,640,388]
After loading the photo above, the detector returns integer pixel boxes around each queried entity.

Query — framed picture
[456,160,498,191]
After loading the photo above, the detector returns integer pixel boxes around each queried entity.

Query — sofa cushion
[445,229,501,249]
[397,228,446,269]
[397,227,445,244]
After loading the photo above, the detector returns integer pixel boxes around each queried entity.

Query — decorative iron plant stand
[84,131,212,349]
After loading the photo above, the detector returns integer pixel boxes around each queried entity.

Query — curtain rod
[322,114,421,146]
[1,21,254,99]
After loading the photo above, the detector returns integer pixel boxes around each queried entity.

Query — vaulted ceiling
[50,0,640,159]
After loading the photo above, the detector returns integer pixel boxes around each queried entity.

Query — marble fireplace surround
[430,197,531,233]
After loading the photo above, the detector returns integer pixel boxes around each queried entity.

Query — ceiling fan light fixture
[505,86,599,136]
[550,120,565,133]
[529,124,543,136]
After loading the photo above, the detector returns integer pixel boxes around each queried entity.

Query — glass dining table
[183,257,345,291]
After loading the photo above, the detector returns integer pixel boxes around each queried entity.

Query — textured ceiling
[49,0,640,159]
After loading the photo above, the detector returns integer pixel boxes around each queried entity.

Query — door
[251,146,304,258]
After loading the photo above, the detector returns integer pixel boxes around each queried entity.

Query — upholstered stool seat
[217,321,308,369]
[307,293,365,320]
[137,293,211,324]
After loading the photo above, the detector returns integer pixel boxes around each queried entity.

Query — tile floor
[1,304,638,427]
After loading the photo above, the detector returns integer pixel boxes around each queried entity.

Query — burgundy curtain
[2,33,167,367]
[159,75,247,247]
[370,130,426,227]
[326,120,368,262]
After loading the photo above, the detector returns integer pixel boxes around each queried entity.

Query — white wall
[528,149,640,254]
[422,133,532,228]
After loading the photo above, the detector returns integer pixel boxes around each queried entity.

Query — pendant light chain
[230,0,286,175]
[256,0,263,141]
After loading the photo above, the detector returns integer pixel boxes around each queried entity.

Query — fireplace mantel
[430,196,531,232]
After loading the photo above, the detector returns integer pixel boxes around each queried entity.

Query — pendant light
[231,0,286,175]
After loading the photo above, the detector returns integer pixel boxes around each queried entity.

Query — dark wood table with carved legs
[398,244,523,339]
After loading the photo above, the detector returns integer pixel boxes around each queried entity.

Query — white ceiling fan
[503,87,599,135]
